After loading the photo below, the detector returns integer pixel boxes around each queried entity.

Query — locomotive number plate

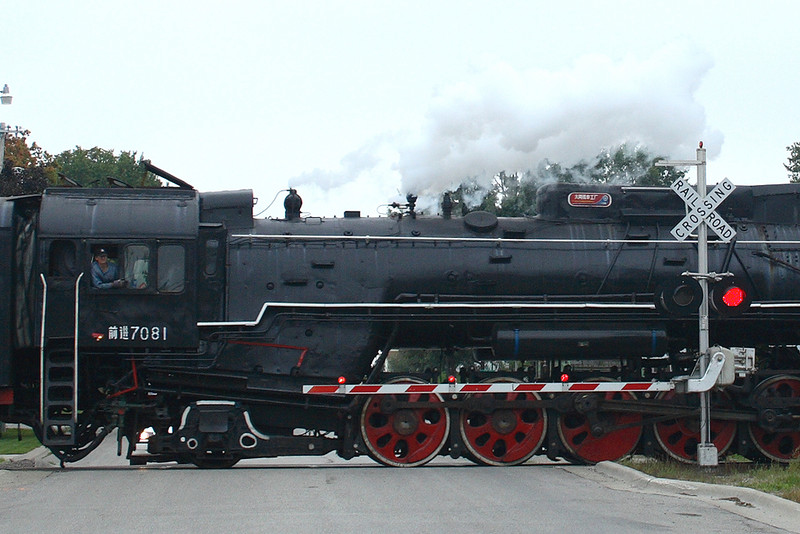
[106,325,168,341]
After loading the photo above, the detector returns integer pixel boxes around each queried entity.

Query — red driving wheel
[557,390,643,463]
[360,378,450,467]
[653,390,736,463]
[459,378,547,466]
[748,375,800,462]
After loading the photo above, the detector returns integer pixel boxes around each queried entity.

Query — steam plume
[292,42,722,214]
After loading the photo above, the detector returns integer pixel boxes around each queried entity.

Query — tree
[53,146,161,187]
[2,134,163,195]
[444,180,489,215]
[445,145,686,218]
[0,131,57,196]
[531,145,685,187]
[587,145,685,186]
[786,142,800,183]
[482,171,539,217]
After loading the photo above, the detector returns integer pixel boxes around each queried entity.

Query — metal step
[41,340,77,447]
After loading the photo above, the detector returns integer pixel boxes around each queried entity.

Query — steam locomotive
[1,168,799,467]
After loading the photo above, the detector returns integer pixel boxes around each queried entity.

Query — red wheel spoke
[653,391,736,463]
[459,389,546,466]
[361,385,449,467]
[748,376,800,462]
[558,391,642,463]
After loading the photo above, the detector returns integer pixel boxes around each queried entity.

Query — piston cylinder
[493,323,668,360]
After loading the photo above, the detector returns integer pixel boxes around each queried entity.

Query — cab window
[123,245,150,289]
[89,245,122,289]
[49,240,77,277]
[158,244,185,293]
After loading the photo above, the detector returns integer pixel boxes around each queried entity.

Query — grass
[0,426,42,457]
[620,456,800,504]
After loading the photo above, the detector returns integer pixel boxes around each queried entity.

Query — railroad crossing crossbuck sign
[670,177,736,242]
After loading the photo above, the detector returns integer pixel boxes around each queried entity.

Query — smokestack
[284,188,302,220]
[442,192,453,219]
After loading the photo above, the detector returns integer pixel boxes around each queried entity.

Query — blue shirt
[91,261,119,289]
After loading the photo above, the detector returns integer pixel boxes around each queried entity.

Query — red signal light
[447,375,456,384]
[722,286,745,308]
[560,373,570,383]
[337,376,346,385]
[710,277,752,316]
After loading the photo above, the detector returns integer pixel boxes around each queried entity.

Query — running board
[303,346,742,396]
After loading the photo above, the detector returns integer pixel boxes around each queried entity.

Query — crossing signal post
[657,142,738,467]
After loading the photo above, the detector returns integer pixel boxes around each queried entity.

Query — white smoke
[292,42,722,215]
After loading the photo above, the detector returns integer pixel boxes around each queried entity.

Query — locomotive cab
[37,188,201,350]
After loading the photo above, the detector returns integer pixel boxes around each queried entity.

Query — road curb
[579,461,800,533]
[0,446,56,468]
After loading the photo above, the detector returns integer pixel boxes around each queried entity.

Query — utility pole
[1,83,20,169]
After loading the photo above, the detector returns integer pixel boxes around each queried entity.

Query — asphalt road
[2,439,799,534]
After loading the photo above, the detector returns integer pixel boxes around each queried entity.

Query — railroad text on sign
[670,177,736,241]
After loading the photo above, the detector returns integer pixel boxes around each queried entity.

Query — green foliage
[445,145,685,217]
[591,145,684,186]
[443,180,488,215]
[385,349,478,377]
[544,145,684,186]
[482,171,539,216]
[385,349,443,374]
[786,142,800,183]
[0,131,57,196]
[2,133,162,195]
[53,146,162,188]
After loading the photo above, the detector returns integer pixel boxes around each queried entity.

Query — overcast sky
[3,1,799,217]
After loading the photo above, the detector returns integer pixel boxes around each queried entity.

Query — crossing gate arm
[303,347,732,396]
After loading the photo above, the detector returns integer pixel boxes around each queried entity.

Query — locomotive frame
[1,176,800,467]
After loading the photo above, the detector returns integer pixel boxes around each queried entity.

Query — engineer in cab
[90,248,128,289]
